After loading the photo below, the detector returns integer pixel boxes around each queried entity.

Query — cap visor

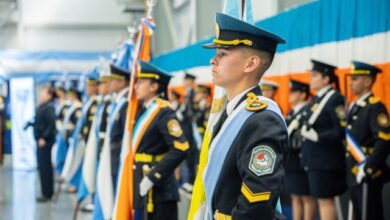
[202,43,231,49]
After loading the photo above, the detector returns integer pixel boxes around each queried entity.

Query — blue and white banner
[10,77,36,170]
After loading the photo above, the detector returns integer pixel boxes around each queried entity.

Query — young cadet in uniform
[63,74,99,193]
[345,61,390,220]
[284,80,316,220]
[178,72,198,184]
[200,13,288,219]
[260,80,279,100]
[81,75,98,144]
[96,74,111,156]
[133,61,189,220]
[54,81,69,131]
[55,80,82,175]
[300,60,347,220]
[193,85,211,139]
[107,64,129,188]
[62,80,83,193]
[64,80,83,142]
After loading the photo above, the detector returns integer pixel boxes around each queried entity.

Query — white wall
[252,0,278,21]
[0,0,132,51]
[20,0,130,26]
[19,26,128,51]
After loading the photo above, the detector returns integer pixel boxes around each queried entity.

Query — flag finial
[146,0,157,18]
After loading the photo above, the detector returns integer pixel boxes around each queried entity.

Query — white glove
[356,163,366,184]
[139,176,154,197]
[301,125,319,142]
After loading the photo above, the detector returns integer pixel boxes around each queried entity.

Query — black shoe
[36,196,51,203]
[80,203,94,212]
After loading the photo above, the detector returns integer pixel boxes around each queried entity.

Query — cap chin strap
[137,72,160,80]
[213,39,253,46]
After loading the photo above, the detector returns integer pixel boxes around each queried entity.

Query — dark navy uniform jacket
[133,98,189,208]
[97,95,112,155]
[34,101,57,143]
[346,93,390,185]
[301,86,346,171]
[211,86,288,220]
[81,98,97,142]
[109,89,129,180]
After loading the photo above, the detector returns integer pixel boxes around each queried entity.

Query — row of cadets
[76,69,113,213]
[92,63,129,219]
[58,74,98,194]
[89,63,130,219]
[284,60,390,220]
[128,61,189,220]
[55,78,82,178]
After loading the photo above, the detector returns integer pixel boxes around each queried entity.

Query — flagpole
[112,1,157,219]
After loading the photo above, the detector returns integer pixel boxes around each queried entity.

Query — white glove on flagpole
[356,163,366,184]
[139,176,154,196]
[301,125,319,142]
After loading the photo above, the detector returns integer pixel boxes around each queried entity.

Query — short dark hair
[150,79,168,99]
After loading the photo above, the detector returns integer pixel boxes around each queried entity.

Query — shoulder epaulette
[369,97,380,104]
[245,92,267,112]
[156,98,170,108]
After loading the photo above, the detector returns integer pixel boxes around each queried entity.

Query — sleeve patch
[377,113,389,128]
[335,105,346,120]
[249,145,276,176]
[241,183,271,203]
[378,131,390,141]
[167,119,183,137]
[173,140,189,151]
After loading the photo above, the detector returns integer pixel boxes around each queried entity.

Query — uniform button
[304,166,308,171]
[347,125,352,129]
[133,165,136,170]
[299,153,302,158]
[352,116,358,120]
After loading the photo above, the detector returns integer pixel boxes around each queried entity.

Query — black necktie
[136,106,147,120]
[211,109,228,141]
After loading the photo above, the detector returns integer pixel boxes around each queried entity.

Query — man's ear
[363,76,374,88]
[244,54,261,73]
[150,81,159,93]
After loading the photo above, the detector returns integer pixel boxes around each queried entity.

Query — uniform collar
[104,94,112,101]
[143,95,159,108]
[292,102,306,114]
[356,92,372,106]
[115,87,129,103]
[315,85,332,98]
[226,86,257,116]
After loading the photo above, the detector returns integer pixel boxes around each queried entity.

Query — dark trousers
[349,180,385,220]
[138,201,178,220]
[36,140,54,198]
